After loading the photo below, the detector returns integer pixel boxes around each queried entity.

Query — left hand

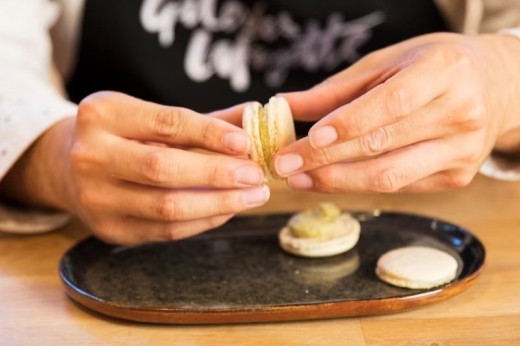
[273,32,520,193]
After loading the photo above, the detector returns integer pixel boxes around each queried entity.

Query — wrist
[477,33,520,152]
[494,126,520,155]
[0,117,76,211]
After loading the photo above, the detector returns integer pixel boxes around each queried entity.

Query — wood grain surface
[1,175,520,345]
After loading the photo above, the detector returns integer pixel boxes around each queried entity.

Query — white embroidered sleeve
[0,0,77,233]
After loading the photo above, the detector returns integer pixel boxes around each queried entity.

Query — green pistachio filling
[288,203,350,239]
[258,105,275,176]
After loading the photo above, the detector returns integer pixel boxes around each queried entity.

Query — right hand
[57,92,268,244]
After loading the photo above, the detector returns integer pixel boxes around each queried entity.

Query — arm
[0,0,77,232]
[0,1,269,243]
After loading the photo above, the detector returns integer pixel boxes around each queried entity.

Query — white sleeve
[0,0,77,233]
[480,156,520,181]
[478,26,520,181]
[499,27,520,38]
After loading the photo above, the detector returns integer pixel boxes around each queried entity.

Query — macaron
[242,96,296,180]
[376,246,459,289]
[279,203,361,258]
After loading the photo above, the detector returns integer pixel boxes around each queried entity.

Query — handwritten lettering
[140,0,386,91]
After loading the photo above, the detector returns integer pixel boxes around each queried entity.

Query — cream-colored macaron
[279,203,361,258]
[242,96,296,180]
[376,246,459,289]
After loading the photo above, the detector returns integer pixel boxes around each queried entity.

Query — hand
[11,92,269,244]
[274,33,520,193]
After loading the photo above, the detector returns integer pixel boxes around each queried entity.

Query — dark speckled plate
[59,211,485,324]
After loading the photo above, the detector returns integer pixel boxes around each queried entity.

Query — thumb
[279,56,385,122]
[207,102,251,128]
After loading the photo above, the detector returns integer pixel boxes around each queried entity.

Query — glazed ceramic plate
[59,211,485,324]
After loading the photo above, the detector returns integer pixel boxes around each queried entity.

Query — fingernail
[235,165,264,186]
[288,173,314,190]
[275,154,304,176]
[242,185,270,207]
[309,125,338,148]
[223,132,250,154]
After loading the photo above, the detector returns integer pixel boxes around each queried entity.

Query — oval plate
[59,211,485,324]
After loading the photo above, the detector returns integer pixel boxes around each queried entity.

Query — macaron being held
[242,97,296,180]
[279,203,361,258]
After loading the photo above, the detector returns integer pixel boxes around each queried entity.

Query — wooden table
[1,175,520,345]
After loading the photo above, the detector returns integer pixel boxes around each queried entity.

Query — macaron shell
[278,224,360,258]
[376,246,458,289]
[264,97,296,178]
[266,96,296,156]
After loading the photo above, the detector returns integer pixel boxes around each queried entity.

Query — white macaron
[376,246,459,289]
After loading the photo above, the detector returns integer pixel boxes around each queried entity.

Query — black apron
[66,0,448,134]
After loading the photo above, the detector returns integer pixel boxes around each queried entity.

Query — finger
[279,54,387,122]
[98,138,265,188]
[307,54,451,149]
[80,181,270,221]
[274,96,450,177]
[208,102,251,127]
[95,214,234,245]
[397,169,477,193]
[286,139,462,193]
[278,35,454,123]
[77,92,250,155]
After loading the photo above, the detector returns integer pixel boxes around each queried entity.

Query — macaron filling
[288,203,355,240]
[242,96,295,180]
[278,203,361,258]
[258,104,275,177]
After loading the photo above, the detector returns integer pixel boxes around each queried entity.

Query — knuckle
[316,77,346,109]
[218,193,241,214]
[93,219,118,242]
[70,143,97,173]
[150,107,185,139]
[359,127,392,156]
[199,119,220,144]
[77,92,111,124]
[154,194,179,220]
[372,167,403,193]
[162,224,188,242]
[428,44,473,71]
[358,49,384,68]
[462,146,484,165]
[456,135,486,166]
[207,215,228,229]
[447,46,474,71]
[311,169,341,193]
[78,190,100,209]
[460,102,487,131]
[309,147,338,167]
[444,171,474,189]
[347,113,365,137]
[140,151,169,183]
[381,83,413,119]
[207,163,226,186]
